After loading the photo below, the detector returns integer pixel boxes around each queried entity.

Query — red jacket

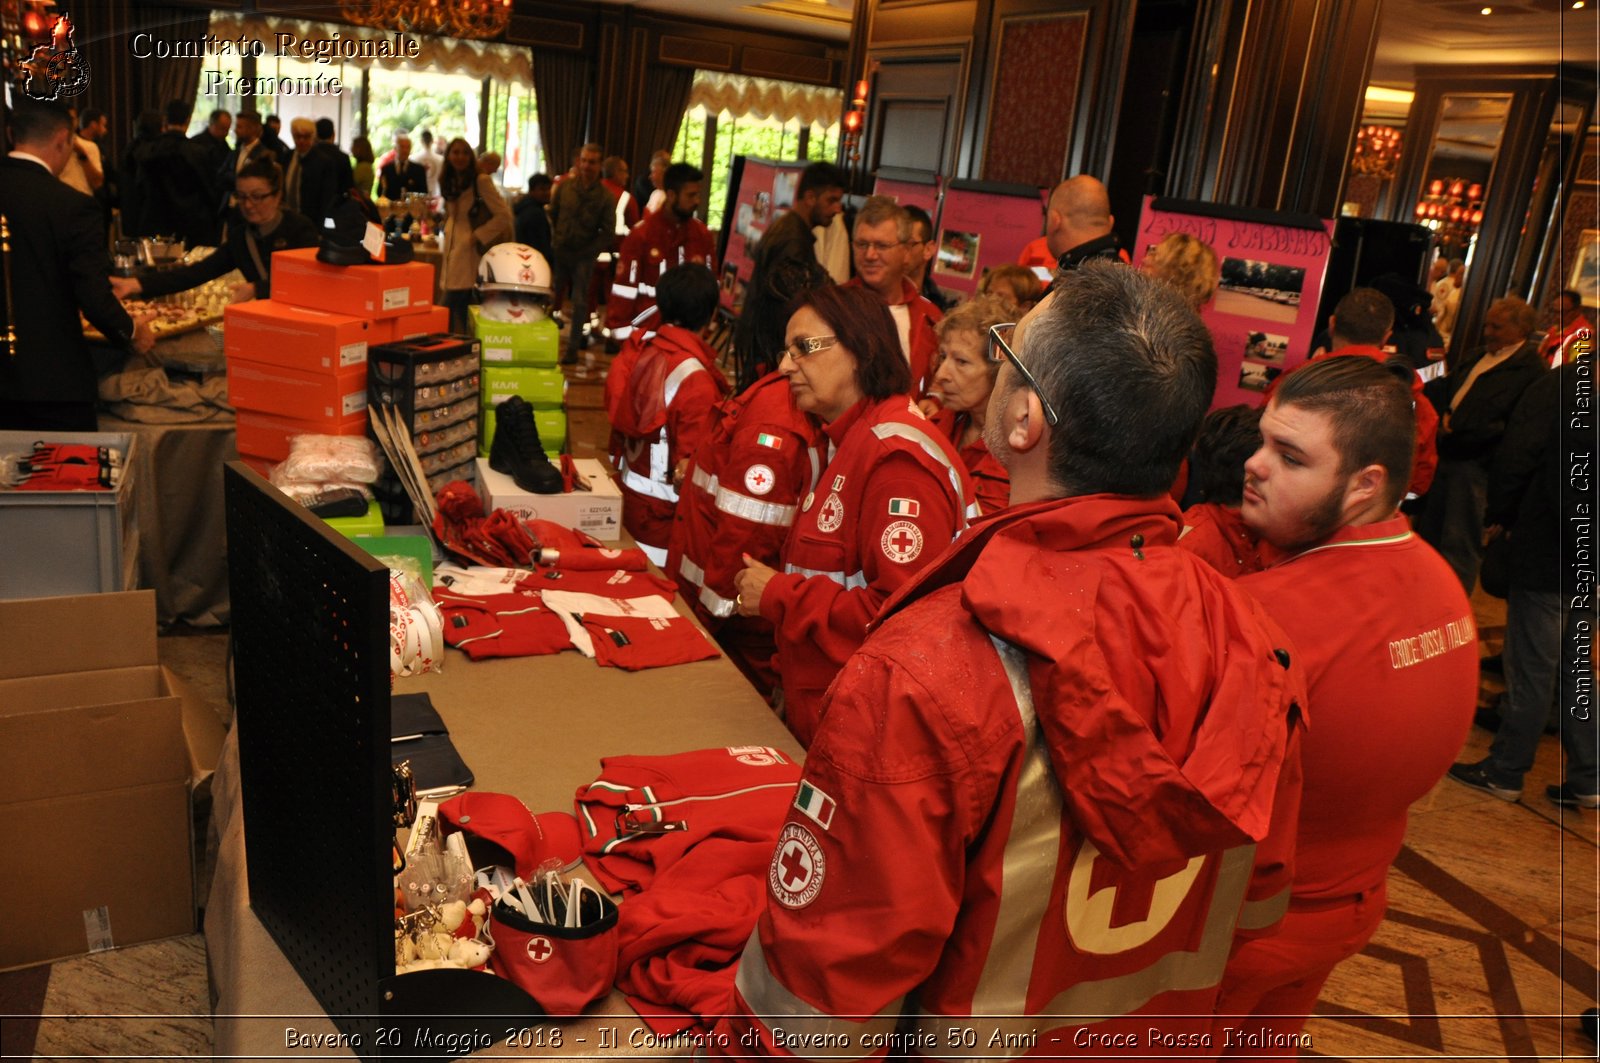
[666,371,824,625]
[711,495,1306,1054]
[932,407,1009,514]
[842,276,942,399]
[758,395,973,747]
[606,325,729,555]
[1180,501,1264,578]
[1267,345,1438,496]
[1238,516,1475,902]
[606,208,718,340]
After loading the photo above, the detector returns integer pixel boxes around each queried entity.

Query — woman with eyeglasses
[929,294,1015,514]
[110,156,318,304]
[733,285,974,747]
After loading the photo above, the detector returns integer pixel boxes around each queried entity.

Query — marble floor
[3,351,1595,1061]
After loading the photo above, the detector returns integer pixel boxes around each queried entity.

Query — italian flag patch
[793,780,836,830]
[887,498,921,517]
[756,433,782,449]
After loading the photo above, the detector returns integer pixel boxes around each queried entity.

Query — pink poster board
[1133,196,1335,409]
[871,173,940,218]
[931,181,1047,298]
[719,157,809,312]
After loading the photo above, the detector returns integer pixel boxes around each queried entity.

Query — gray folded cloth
[98,361,233,423]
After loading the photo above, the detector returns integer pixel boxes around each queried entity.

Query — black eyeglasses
[987,322,1060,427]
[238,191,277,204]
[776,335,839,363]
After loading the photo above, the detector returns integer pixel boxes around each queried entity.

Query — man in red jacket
[843,195,942,401]
[710,262,1305,1055]
[1214,356,1477,1053]
[606,264,729,566]
[608,163,717,342]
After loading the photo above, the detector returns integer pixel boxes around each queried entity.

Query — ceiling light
[1575,2,1586,9]
[1480,5,1491,12]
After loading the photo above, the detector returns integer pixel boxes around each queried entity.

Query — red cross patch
[817,492,844,533]
[745,464,776,496]
[769,823,825,909]
[881,520,924,564]
[525,935,554,963]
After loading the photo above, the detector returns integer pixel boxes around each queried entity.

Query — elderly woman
[1141,231,1220,310]
[977,263,1044,314]
[111,156,318,304]
[930,294,1014,514]
[440,137,513,332]
[734,285,973,746]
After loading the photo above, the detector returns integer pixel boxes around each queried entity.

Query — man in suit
[131,99,218,245]
[1,102,155,431]
[377,133,428,199]
[219,109,275,213]
[283,117,348,225]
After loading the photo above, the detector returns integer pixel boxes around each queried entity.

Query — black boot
[489,396,563,494]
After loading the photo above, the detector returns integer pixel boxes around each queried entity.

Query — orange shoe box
[369,305,450,344]
[235,409,369,463]
[228,357,368,424]
[271,248,437,319]
[224,300,372,372]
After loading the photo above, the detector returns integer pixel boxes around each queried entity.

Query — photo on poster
[1238,360,1283,393]
[1243,331,1290,366]
[935,229,980,279]
[736,203,757,241]
[721,262,740,296]
[1216,257,1307,324]
[753,191,772,226]
[772,172,798,210]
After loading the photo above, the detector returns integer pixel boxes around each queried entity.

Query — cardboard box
[0,591,224,970]
[481,365,566,409]
[228,357,368,424]
[370,305,451,344]
[223,300,372,373]
[471,305,560,366]
[235,409,368,464]
[480,401,565,459]
[271,248,436,319]
[476,457,621,540]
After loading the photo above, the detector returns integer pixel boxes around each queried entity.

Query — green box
[322,499,384,538]
[351,534,433,587]
[471,305,560,367]
[481,365,566,410]
[480,401,566,459]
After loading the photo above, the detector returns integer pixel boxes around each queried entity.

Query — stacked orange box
[224,250,442,470]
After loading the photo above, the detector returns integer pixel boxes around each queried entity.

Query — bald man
[1045,174,1125,271]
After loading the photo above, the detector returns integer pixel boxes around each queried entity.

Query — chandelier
[1350,124,1401,181]
[339,0,511,41]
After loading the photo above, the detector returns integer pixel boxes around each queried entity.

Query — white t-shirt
[888,303,913,365]
[418,151,442,196]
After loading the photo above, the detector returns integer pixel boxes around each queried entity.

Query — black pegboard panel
[224,462,391,1053]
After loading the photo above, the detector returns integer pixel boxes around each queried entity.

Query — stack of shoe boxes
[472,305,566,458]
[366,333,482,524]
[226,248,446,478]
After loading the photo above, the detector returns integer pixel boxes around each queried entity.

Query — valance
[207,12,534,84]
[687,70,842,129]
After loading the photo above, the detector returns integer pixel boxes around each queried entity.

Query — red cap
[437,792,583,878]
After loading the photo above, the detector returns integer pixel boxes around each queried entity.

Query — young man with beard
[710,262,1305,1053]
[1213,356,1478,1053]
[606,163,717,342]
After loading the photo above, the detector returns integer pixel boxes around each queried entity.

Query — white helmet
[477,243,552,296]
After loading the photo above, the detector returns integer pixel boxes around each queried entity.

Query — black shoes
[1447,760,1522,802]
[1546,783,1600,810]
[489,396,563,494]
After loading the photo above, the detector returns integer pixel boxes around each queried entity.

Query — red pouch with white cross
[488,881,619,1015]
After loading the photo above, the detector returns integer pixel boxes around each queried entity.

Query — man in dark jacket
[1417,295,1546,593]
[731,161,847,391]
[1449,346,1597,808]
[283,117,351,225]
[128,100,218,244]
[1,102,154,430]
[513,173,553,260]
[548,143,615,364]
[377,133,428,199]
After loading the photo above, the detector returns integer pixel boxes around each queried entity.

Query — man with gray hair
[378,133,427,199]
[843,195,942,399]
[710,261,1304,1054]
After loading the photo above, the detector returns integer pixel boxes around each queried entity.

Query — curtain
[531,49,593,175]
[131,4,208,118]
[632,65,695,169]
